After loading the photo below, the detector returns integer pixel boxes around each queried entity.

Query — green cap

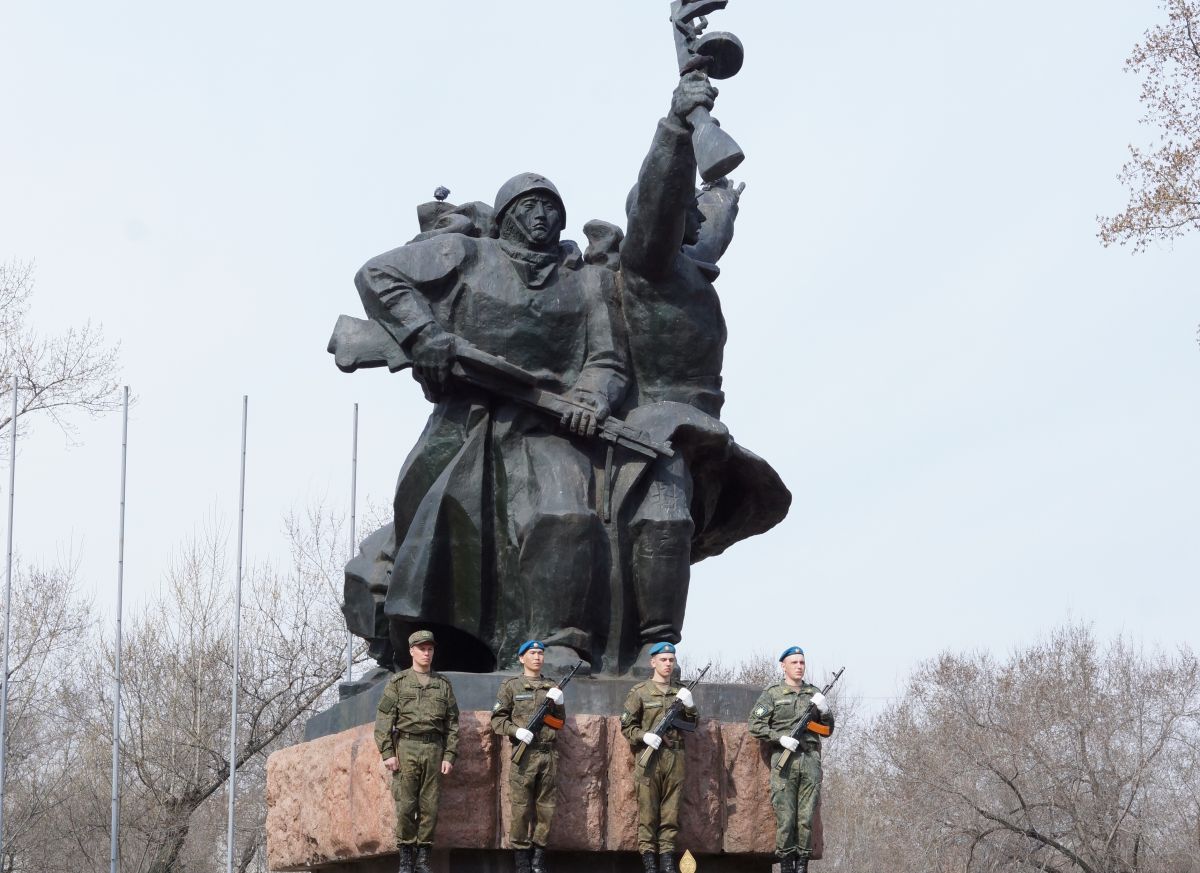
[408,630,436,647]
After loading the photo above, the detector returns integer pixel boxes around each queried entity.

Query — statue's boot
[659,852,678,873]
[397,845,415,873]
[531,845,548,873]
[414,846,433,873]
[641,851,659,873]
[628,517,692,678]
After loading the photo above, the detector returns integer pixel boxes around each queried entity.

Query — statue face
[508,194,563,244]
[683,198,705,246]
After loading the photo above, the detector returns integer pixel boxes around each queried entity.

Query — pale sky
[1,1,1196,705]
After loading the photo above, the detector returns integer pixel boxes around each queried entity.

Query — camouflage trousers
[509,746,558,848]
[392,737,444,846]
[637,745,685,853]
[768,748,821,859]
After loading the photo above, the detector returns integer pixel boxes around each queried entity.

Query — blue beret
[778,645,805,662]
[517,640,545,656]
[649,642,676,656]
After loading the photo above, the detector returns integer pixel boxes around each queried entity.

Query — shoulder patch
[753,705,768,717]
[492,701,502,713]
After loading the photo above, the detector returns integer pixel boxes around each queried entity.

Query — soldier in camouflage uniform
[374,630,460,873]
[748,646,834,873]
[490,640,567,873]
[620,642,698,873]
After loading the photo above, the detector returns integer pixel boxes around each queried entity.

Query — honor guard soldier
[748,646,834,873]
[490,640,566,873]
[374,630,460,873]
[620,642,698,873]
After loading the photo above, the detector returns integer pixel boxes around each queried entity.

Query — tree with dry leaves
[1100,0,1200,249]
[0,259,121,444]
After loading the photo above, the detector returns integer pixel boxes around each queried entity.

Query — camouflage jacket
[748,681,834,752]
[490,674,566,745]
[373,669,460,763]
[620,680,698,749]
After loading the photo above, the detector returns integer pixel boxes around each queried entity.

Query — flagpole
[0,375,19,853]
[226,395,247,873]
[109,386,129,873]
[346,403,358,683]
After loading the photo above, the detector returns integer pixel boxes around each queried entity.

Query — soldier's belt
[513,740,556,752]
[396,731,443,744]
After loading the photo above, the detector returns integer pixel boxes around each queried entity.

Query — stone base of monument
[267,674,822,872]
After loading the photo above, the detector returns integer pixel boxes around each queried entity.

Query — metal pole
[226,396,247,873]
[109,386,129,873]
[346,403,358,683]
[0,375,18,856]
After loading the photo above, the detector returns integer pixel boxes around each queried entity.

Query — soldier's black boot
[658,852,678,873]
[514,848,532,873]
[641,851,659,873]
[777,856,796,873]
[397,845,415,873]
[414,846,433,873]
[531,845,548,873]
[795,858,809,873]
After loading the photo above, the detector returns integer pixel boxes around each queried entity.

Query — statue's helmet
[492,172,566,237]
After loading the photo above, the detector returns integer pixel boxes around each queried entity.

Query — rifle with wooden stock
[635,662,711,779]
[775,667,845,771]
[512,660,584,764]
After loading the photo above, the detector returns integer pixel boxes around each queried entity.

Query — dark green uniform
[374,669,460,847]
[748,682,834,860]
[491,675,565,849]
[621,680,698,854]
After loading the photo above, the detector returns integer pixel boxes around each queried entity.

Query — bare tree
[1099,0,1200,250]
[0,260,121,443]
[0,558,94,873]
[870,625,1200,873]
[45,507,360,873]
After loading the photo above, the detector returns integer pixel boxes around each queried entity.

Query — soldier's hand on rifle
[778,736,800,753]
[670,69,717,129]
[642,731,663,750]
[410,328,458,396]
[546,686,564,704]
[811,692,829,714]
[515,727,535,745]
[675,687,694,707]
[562,389,610,437]
[383,756,400,772]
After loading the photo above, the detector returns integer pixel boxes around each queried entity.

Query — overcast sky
[1,1,1196,705]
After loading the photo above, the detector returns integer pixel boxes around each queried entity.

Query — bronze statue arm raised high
[621,71,716,281]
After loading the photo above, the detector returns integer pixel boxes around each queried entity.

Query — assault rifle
[328,314,673,460]
[512,660,584,764]
[634,662,711,778]
[775,667,845,771]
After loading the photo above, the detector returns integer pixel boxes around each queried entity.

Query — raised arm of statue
[623,71,717,281]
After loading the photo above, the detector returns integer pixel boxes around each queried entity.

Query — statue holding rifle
[328,0,790,676]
